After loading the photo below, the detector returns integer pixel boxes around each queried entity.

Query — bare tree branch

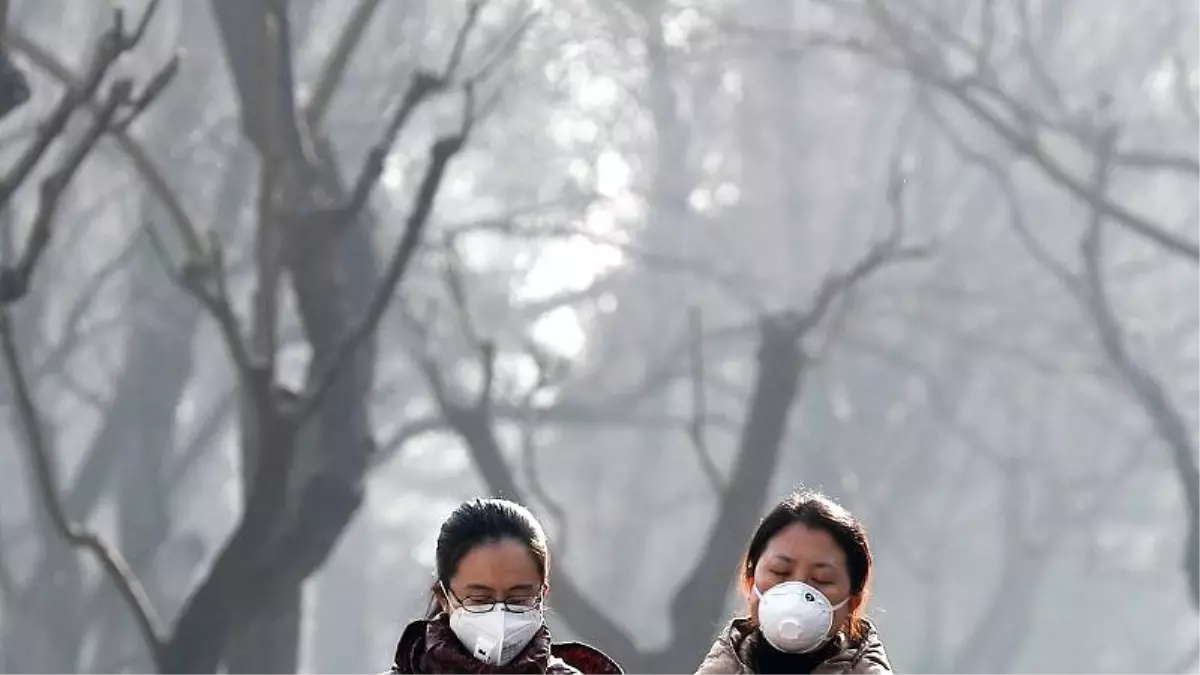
[0,7,175,304]
[304,0,386,129]
[7,32,203,257]
[516,346,572,555]
[0,310,165,669]
[686,306,724,495]
[444,0,486,78]
[211,0,307,166]
[960,65,1200,608]
[296,92,476,420]
[178,234,255,380]
[0,521,19,610]
[292,0,525,419]
[783,156,930,339]
[0,228,139,413]
[1012,0,1064,113]
[412,160,930,668]
[1076,125,1200,608]
[248,8,288,375]
[463,5,539,87]
[301,2,536,230]
[0,10,176,670]
[919,91,1082,295]
[816,0,1200,261]
[0,48,30,121]
[159,7,532,665]
[0,5,145,206]
[372,415,448,467]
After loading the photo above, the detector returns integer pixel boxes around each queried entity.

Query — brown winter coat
[695,617,892,674]
[389,614,623,675]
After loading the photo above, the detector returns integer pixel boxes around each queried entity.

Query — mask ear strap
[439,582,457,609]
[830,596,850,611]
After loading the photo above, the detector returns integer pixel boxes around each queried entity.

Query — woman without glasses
[695,490,892,674]
[388,498,623,674]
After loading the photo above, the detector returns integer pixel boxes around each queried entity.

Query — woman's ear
[742,569,761,624]
[740,562,754,593]
[834,592,861,633]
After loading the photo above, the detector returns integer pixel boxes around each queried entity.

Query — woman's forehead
[452,540,543,588]
[763,523,846,567]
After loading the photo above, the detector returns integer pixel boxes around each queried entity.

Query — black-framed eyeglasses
[442,583,543,614]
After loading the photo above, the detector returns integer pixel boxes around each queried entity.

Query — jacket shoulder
[695,621,750,674]
[696,641,745,674]
[817,618,892,674]
[388,618,429,673]
[550,641,624,674]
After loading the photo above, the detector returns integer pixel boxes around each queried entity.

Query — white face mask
[754,581,849,654]
[446,599,544,666]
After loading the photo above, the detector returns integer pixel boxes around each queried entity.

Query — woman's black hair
[425,498,549,618]
[742,489,874,639]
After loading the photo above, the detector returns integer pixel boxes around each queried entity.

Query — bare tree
[774,0,1199,261]
[946,390,1144,673]
[1,8,258,665]
[404,158,928,670]
[918,90,1200,611]
[779,0,1199,613]
[0,0,531,671]
[0,2,178,669]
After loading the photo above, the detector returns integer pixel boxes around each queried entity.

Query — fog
[0,0,1196,673]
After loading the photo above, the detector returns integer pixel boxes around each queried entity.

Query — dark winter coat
[389,614,623,675]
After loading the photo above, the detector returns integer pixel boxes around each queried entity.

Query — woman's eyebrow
[463,583,496,592]
[503,583,538,593]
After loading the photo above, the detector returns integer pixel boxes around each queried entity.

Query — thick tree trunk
[201,2,382,671]
[312,511,373,674]
[226,590,303,673]
[646,318,808,672]
[438,315,810,673]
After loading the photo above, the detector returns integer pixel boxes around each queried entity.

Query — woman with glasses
[388,498,623,674]
[695,490,892,674]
